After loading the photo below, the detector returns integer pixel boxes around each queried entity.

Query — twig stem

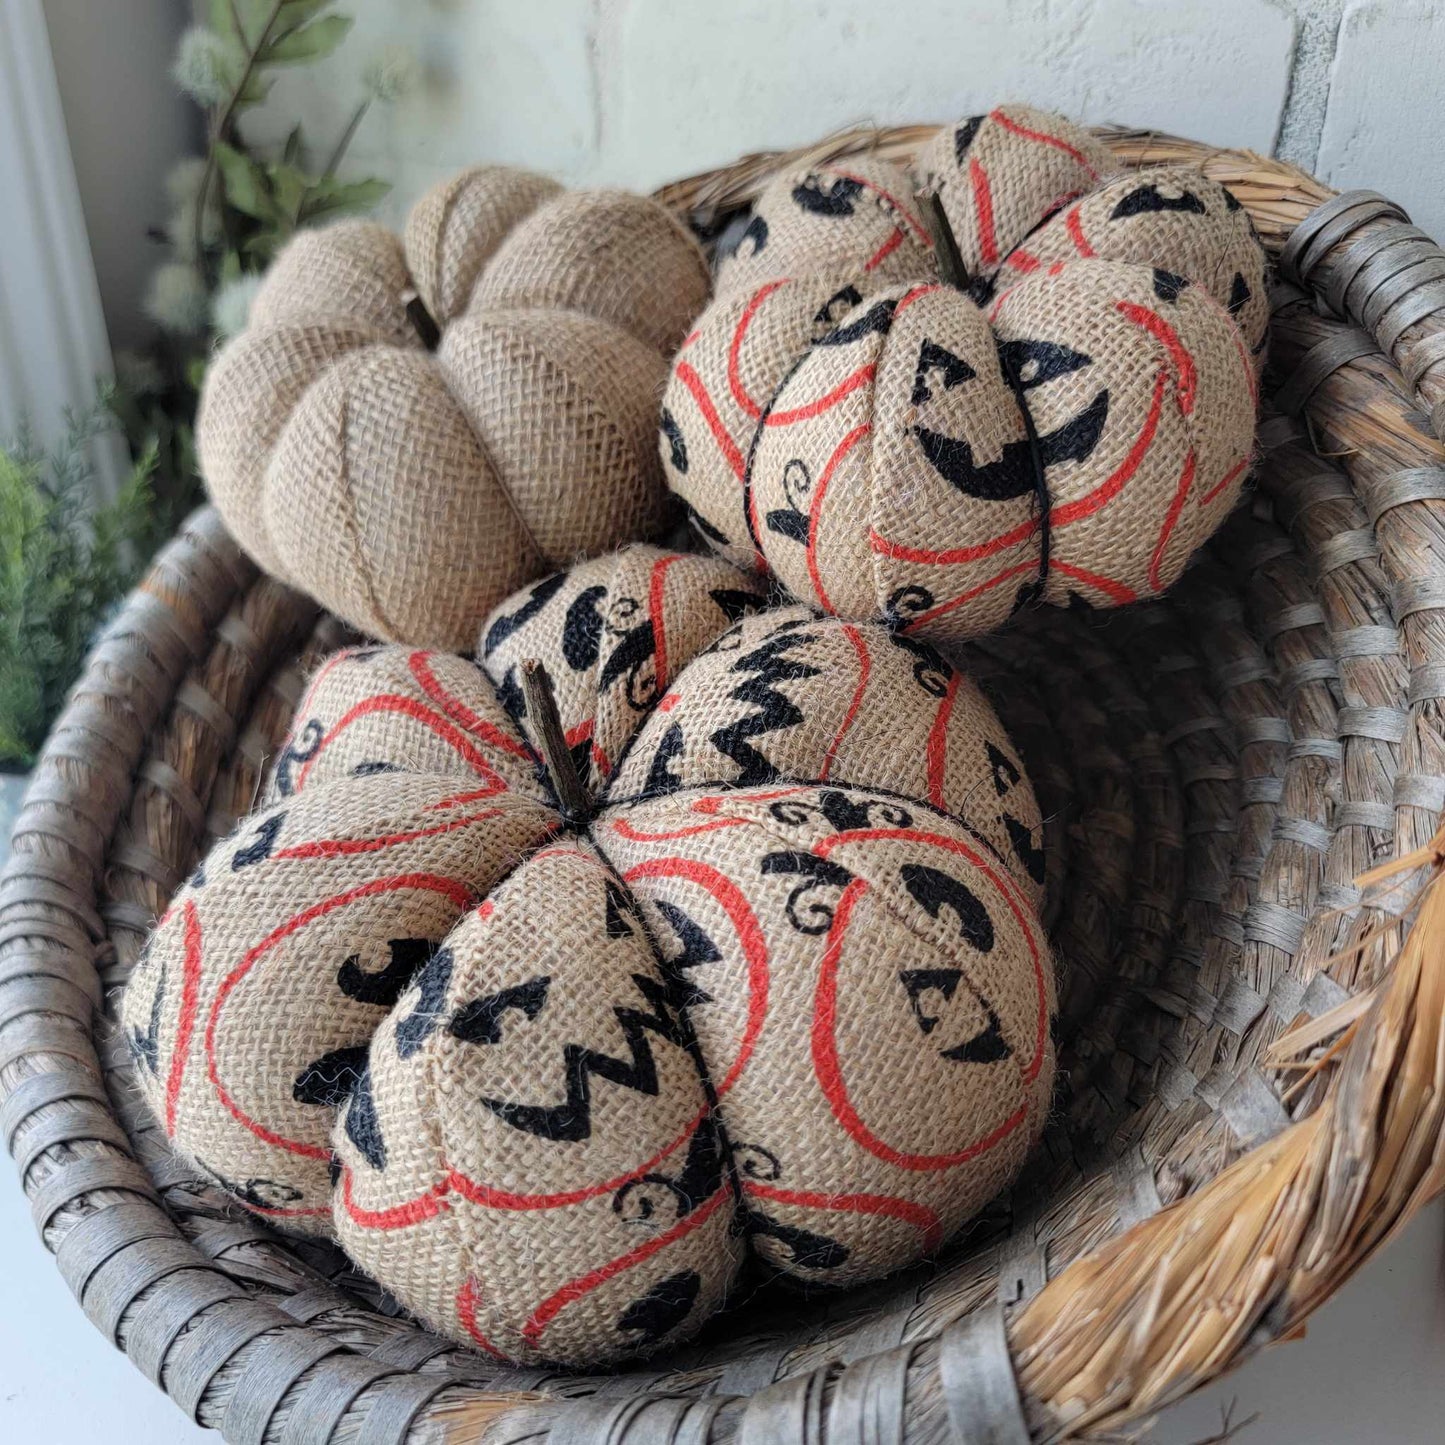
[193,0,286,282]
[922,190,970,290]
[520,659,590,825]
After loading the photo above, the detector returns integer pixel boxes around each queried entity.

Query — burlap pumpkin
[122,551,1052,1366]
[661,104,1262,644]
[198,167,710,651]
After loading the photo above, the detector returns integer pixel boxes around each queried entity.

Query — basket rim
[2,119,1444,1445]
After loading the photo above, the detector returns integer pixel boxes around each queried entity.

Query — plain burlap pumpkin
[198,167,711,651]
[661,103,1264,643]
[123,550,1051,1366]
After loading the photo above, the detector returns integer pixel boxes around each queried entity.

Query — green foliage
[0,407,160,769]
[113,1,406,577]
[174,1,394,286]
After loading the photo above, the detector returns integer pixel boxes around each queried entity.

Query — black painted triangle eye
[953,114,985,163]
[817,297,897,345]
[911,338,977,405]
[996,338,1093,390]
[1229,271,1253,315]
[899,967,961,1034]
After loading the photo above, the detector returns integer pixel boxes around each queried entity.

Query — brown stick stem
[519,659,590,825]
[922,190,970,291]
[401,289,441,350]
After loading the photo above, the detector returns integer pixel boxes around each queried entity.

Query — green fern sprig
[0,408,159,769]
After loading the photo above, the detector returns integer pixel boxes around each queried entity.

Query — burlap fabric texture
[121,545,1052,1367]
[198,167,711,651]
[660,103,1265,642]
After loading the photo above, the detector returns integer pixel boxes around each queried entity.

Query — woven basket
[5,126,1445,1445]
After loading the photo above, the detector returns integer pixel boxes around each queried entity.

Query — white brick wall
[241,0,1445,243]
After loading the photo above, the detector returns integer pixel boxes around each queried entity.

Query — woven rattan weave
[3,127,1444,1444]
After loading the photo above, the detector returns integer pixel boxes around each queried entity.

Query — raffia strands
[5,123,1445,1445]
[1013,835,1445,1434]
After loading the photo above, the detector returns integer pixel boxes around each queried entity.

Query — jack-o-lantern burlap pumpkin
[121,546,1051,1366]
[662,104,1264,638]
[199,168,710,651]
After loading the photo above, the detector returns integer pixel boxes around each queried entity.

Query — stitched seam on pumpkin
[336,388,406,641]
[431,177,463,320]
[586,827,746,1211]
[502,313,666,551]
[438,322,554,572]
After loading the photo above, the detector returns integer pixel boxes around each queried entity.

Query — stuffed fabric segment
[119,776,559,1234]
[911,104,1122,284]
[125,549,1054,1366]
[334,839,745,1367]
[264,644,548,806]
[199,166,711,651]
[661,274,868,572]
[607,604,1045,909]
[1002,165,1270,366]
[713,156,935,297]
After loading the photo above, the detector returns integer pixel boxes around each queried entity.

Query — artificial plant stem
[519,659,591,826]
[322,99,371,181]
[193,0,287,280]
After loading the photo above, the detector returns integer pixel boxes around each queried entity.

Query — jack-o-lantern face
[745,259,1256,643]
[124,548,1052,1367]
